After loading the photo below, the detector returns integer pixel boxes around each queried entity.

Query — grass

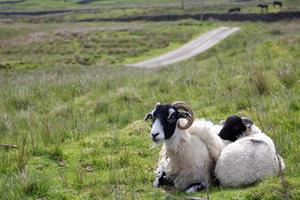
[0,10,300,200]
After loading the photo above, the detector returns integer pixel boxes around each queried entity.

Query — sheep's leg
[185,182,206,193]
[154,144,173,187]
[153,171,173,188]
[153,170,164,188]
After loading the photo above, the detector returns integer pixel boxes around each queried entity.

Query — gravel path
[125,27,240,68]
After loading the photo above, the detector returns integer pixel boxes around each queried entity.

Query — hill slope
[0,19,299,199]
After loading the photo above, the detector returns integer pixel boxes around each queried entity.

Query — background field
[1,0,300,11]
[0,0,300,200]
[1,0,300,24]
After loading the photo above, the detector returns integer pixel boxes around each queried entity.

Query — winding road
[125,27,240,68]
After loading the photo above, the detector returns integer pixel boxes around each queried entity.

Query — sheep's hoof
[153,179,160,188]
[153,171,165,188]
[153,171,173,188]
[185,182,206,193]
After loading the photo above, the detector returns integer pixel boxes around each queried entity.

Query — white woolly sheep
[214,115,285,187]
[144,102,223,193]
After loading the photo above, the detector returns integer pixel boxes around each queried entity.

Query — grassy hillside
[0,17,300,199]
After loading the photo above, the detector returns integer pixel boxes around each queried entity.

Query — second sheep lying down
[214,115,285,187]
[185,115,285,188]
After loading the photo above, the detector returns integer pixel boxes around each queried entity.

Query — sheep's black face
[219,115,247,142]
[144,104,179,143]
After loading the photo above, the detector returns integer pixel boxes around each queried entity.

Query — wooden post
[181,0,185,10]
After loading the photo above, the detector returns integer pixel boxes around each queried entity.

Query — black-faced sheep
[257,4,269,13]
[273,1,283,8]
[144,102,223,193]
[228,7,241,13]
[215,115,285,187]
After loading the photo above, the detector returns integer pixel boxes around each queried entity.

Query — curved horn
[171,101,194,130]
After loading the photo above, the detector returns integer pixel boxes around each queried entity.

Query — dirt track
[125,27,239,69]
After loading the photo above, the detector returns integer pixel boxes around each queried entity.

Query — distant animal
[228,7,241,13]
[257,4,269,12]
[273,1,283,8]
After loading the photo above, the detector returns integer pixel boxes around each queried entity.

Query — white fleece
[215,125,285,187]
[155,119,217,191]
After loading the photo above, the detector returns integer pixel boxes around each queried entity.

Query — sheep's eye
[178,111,191,119]
[144,113,153,121]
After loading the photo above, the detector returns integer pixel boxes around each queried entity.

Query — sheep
[273,1,283,8]
[228,7,241,13]
[144,102,223,193]
[214,115,285,187]
[257,4,269,13]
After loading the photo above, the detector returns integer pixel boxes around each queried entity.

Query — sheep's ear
[144,113,153,121]
[219,120,226,125]
[178,111,191,119]
[242,117,253,127]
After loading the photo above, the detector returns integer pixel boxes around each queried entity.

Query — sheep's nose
[151,132,159,138]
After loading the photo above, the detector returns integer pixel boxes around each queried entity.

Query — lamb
[214,115,285,187]
[144,102,223,192]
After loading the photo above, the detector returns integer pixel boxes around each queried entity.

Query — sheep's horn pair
[172,101,194,130]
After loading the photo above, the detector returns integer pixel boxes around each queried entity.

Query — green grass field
[0,2,300,199]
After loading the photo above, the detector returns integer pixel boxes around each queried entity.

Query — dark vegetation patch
[77,0,95,4]
[77,11,300,22]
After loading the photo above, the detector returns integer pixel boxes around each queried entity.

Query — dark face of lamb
[219,115,253,142]
[144,104,179,143]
